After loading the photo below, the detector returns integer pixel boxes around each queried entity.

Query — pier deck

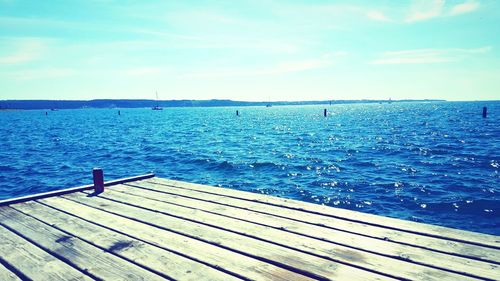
[0,175,498,280]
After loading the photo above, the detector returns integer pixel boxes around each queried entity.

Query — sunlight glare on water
[0,101,498,235]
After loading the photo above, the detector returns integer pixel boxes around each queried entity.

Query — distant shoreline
[0,99,447,110]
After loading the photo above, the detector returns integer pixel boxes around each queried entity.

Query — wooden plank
[0,207,164,281]
[108,184,500,280]
[134,179,500,263]
[98,187,491,281]
[40,195,319,281]
[147,178,499,248]
[0,173,155,206]
[0,224,90,281]
[62,192,393,281]
[0,262,20,281]
[12,200,238,281]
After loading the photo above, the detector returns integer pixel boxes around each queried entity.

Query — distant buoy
[483,107,487,118]
[324,109,327,117]
[118,110,121,116]
[45,112,48,115]
[236,110,239,116]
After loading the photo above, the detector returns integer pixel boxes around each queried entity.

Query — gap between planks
[107,182,499,280]
[0,207,166,281]
[145,178,499,249]
[37,195,327,281]
[62,191,395,281]
[10,200,239,281]
[126,179,500,265]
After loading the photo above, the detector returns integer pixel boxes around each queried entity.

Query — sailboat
[266,96,272,107]
[152,91,163,110]
[50,101,58,111]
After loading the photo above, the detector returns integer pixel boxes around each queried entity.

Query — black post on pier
[93,168,104,194]
[483,107,487,118]
[324,108,327,117]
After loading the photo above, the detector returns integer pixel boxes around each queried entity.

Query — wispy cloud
[183,57,332,79]
[8,68,75,80]
[449,1,480,16]
[366,10,392,22]
[121,67,163,76]
[405,0,445,23]
[128,28,203,41]
[405,0,480,23]
[0,38,47,64]
[371,46,491,65]
[322,51,349,59]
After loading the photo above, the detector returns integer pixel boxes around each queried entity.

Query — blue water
[0,102,499,235]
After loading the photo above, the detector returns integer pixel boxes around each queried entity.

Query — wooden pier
[0,174,498,280]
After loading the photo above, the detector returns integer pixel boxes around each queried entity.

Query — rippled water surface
[1,102,499,235]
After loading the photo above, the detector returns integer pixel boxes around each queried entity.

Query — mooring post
[324,108,327,117]
[93,168,104,193]
[118,110,121,116]
[483,107,487,118]
[236,110,239,116]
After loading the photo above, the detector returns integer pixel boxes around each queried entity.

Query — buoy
[483,107,487,118]
[324,109,327,117]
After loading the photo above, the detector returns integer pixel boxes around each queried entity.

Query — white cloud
[367,10,391,22]
[8,68,75,80]
[449,1,480,16]
[405,0,481,23]
[371,46,492,65]
[121,67,163,76]
[0,38,47,64]
[183,58,332,79]
[275,59,330,73]
[405,0,445,23]
[458,46,492,53]
[129,28,203,41]
[321,51,348,59]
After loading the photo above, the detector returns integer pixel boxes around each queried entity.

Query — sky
[0,0,499,101]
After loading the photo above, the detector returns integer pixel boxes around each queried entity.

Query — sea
[0,101,499,235]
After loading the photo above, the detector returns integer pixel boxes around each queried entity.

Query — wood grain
[0,207,164,281]
[109,183,499,280]
[12,200,238,281]
[0,223,90,281]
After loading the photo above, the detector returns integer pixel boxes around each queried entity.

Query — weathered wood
[109,184,500,280]
[0,173,155,206]
[0,224,91,281]
[1,176,499,281]
[62,192,392,281]
[0,262,20,281]
[12,200,238,281]
[142,178,500,261]
[146,178,499,248]
[41,194,318,281]
[93,168,104,193]
[0,207,164,281]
